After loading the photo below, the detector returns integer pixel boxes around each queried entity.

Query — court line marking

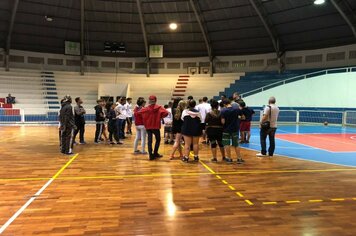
[259,197,356,206]
[199,160,254,206]
[240,145,356,168]
[0,168,355,182]
[0,153,79,235]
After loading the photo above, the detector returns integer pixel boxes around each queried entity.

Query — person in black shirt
[106,102,122,144]
[181,100,202,162]
[239,101,255,143]
[94,99,105,143]
[205,100,226,162]
[170,99,186,160]
[59,95,76,155]
[73,97,86,144]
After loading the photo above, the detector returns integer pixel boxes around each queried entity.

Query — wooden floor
[0,125,356,236]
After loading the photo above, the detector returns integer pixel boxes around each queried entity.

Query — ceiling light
[169,23,178,30]
[45,15,53,22]
[314,0,325,5]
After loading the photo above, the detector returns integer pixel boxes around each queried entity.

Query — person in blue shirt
[220,99,244,164]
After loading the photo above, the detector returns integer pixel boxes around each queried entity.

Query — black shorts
[164,126,172,133]
[206,127,223,142]
[200,123,206,130]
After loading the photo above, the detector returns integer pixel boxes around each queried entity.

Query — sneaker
[79,142,87,145]
[256,153,267,157]
[134,150,141,154]
[169,140,175,145]
[194,156,199,162]
[237,158,245,164]
[94,141,101,144]
[164,140,169,144]
[73,141,78,145]
[110,142,116,145]
[141,151,148,154]
[223,157,233,163]
[211,157,218,162]
[154,153,163,158]
[245,140,249,144]
[181,156,189,163]
[117,141,124,145]
[65,152,74,156]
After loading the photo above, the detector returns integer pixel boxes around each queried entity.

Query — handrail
[241,66,356,98]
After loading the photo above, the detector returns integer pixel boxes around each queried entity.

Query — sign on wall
[149,45,163,58]
[65,41,81,56]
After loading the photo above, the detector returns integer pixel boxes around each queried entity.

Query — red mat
[276,133,356,152]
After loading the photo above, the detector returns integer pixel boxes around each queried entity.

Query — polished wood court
[0,125,356,235]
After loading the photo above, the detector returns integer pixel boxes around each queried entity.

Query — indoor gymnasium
[1,0,356,235]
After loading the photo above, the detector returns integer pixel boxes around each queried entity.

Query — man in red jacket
[139,95,168,160]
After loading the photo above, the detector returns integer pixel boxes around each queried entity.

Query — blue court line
[243,125,356,167]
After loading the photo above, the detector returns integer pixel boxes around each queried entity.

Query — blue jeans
[260,128,277,156]
[116,119,126,139]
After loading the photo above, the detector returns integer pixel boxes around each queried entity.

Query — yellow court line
[199,160,216,174]
[286,200,301,204]
[215,168,356,175]
[215,175,222,179]
[330,198,345,201]
[308,199,323,203]
[263,202,277,205]
[245,200,254,205]
[228,185,236,191]
[221,180,228,185]
[236,192,244,197]
[52,154,79,179]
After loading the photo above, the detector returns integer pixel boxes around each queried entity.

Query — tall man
[73,97,86,144]
[196,96,211,144]
[139,95,168,160]
[59,95,76,155]
[257,96,280,157]
[94,99,105,143]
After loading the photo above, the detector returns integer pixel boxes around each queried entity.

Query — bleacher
[217,69,319,98]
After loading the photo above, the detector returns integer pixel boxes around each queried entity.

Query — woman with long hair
[181,99,202,162]
[205,99,226,162]
[170,99,186,160]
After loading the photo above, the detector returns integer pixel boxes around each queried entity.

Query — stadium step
[172,75,190,98]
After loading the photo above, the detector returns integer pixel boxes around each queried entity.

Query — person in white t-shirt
[256,96,280,157]
[196,97,211,144]
[126,98,133,135]
[115,97,127,140]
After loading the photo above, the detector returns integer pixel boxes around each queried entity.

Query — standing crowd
[59,92,279,163]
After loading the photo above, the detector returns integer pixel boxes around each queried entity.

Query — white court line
[0,153,78,234]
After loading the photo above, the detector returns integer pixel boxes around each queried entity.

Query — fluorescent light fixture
[169,23,178,30]
[314,0,325,5]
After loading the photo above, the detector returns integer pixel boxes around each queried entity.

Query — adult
[231,92,244,109]
[257,97,280,157]
[239,101,255,143]
[205,100,226,162]
[94,99,105,143]
[133,98,147,154]
[196,96,211,144]
[107,102,122,145]
[170,99,186,160]
[126,98,133,135]
[139,95,168,160]
[6,94,15,104]
[181,100,202,162]
[73,97,86,145]
[115,97,127,140]
[59,95,76,155]
[221,99,244,164]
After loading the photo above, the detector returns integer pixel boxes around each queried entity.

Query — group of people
[58,92,279,162]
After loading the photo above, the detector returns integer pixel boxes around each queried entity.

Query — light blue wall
[244,72,356,108]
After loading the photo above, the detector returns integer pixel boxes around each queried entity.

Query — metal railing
[241,66,356,98]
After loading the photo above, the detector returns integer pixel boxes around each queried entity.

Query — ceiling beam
[4,0,20,71]
[80,0,85,75]
[136,0,150,77]
[189,0,214,76]
[248,0,281,56]
[330,0,356,39]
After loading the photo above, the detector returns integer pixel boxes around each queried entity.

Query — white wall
[244,72,356,108]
